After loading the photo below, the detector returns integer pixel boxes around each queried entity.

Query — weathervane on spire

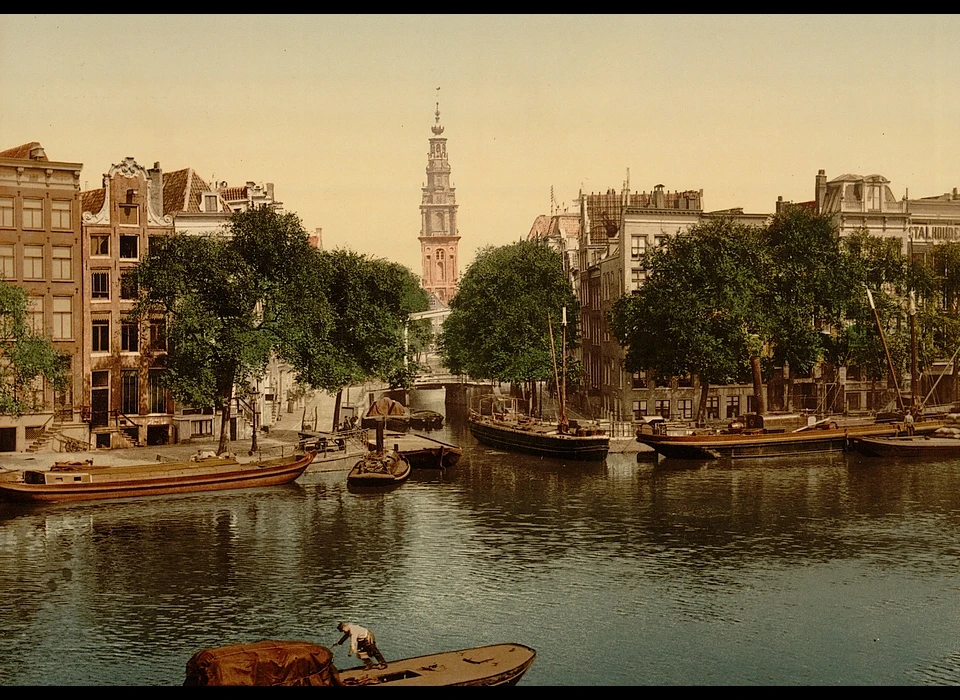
[432,86,444,135]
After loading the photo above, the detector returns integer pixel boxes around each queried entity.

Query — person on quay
[334,622,387,669]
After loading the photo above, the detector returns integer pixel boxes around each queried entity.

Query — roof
[80,188,105,215]
[163,168,231,216]
[0,142,48,161]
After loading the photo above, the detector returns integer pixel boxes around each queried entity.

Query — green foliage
[0,279,67,416]
[439,240,579,383]
[132,208,325,414]
[610,218,766,386]
[281,249,429,392]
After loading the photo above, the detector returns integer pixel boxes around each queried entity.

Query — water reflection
[1,405,959,685]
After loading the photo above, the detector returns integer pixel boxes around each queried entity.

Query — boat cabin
[23,466,93,485]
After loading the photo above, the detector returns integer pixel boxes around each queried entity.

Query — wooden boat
[852,432,960,458]
[469,412,609,461]
[367,432,463,469]
[183,639,536,687]
[637,417,941,461]
[348,418,411,488]
[0,451,316,504]
[409,409,444,430]
[347,450,411,488]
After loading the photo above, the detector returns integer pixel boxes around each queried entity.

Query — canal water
[2,406,960,685]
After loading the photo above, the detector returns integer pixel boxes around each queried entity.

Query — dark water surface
[2,413,960,686]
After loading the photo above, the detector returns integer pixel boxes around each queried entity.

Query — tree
[282,249,429,430]
[439,240,579,397]
[0,279,67,417]
[610,218,767,423]
[133,207,329,454]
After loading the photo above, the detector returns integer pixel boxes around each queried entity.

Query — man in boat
[905,410,916,436]
[334,622,387,670]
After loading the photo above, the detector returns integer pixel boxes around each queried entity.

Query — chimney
[266,183,275,202]
[147,161,163,220]
[815,169,827,214]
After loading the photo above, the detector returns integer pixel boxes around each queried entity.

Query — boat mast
[561,306,568,429]
[909,290,918,412]
[866,286,905,414]
[548,313,562,423]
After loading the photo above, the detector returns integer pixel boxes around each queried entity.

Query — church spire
[432,87,444,136]
[419,88,460,306]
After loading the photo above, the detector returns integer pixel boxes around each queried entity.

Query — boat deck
[337,643,536,686]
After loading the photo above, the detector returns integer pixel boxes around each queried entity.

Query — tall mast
[866,286,905,414]
[910,290,918,412]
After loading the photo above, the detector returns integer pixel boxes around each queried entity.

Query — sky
[2,14,959,275]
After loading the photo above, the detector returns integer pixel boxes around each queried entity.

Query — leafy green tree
[439,240,579,392]
[133,207,329,454]
[610,218,767,423]
[0,279,67,417]
[283,249,429,429]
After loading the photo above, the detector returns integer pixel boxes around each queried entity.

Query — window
[52,297,72,339]
[0,197,13,228]
[92,370,109,388]
[23,199,43,229]
[26,297,44,335]
[631,235,646,260]
[706,396,720,420]
[726,395,741,419]
[92,319,109,352]
[679,399,693,420]
[51,200,71,229]
[51,246,72,280]
[191,419,213,436]
[655,399,671,419]
[118,203,138,225]
[149,320,167,351]
[121,320,139,352]
[23,245,43,279]
[632,371,647,389]
[654,235,668,249]
[632,400,647,419]
[120,271,138,300]
[121,370,139,415]
[91,234,110,256]
[0,244,13,279]
[119,235,138,259]
[631,268,645,290]
[91,271,110,300]
[149,369,167,414]
[203,194,218,212]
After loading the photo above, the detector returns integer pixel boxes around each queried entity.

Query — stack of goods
[933,413,960,438]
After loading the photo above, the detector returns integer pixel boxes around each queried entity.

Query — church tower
[419,94,461,306]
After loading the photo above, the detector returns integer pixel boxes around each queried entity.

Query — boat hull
[347,453,411,488]
[852,435,960,458]
[468,418,609,461]
[0,452,315,504]
[638,422,942,460]
[337,643,536,686]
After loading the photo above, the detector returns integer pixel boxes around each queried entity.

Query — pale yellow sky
[2,14,958,274]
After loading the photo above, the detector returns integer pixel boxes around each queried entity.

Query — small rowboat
[184,640,536,686]
[347,449,411,489]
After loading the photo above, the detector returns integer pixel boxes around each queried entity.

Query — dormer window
[203,194,219,213]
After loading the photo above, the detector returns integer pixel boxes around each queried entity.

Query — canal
[1,408,959,685]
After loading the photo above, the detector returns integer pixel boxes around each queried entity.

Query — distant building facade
[571,177,770,424]
[419,101,461,307]
[0,142,84,452]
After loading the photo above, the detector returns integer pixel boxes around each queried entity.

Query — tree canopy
[439,240,579,384]
[133,206,430,446]
[0,278,67,417]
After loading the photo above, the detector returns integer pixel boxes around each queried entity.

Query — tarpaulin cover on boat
[366,397,407,417]
[184,640,341,686]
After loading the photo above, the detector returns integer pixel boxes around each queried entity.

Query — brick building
[0,143,84,452]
